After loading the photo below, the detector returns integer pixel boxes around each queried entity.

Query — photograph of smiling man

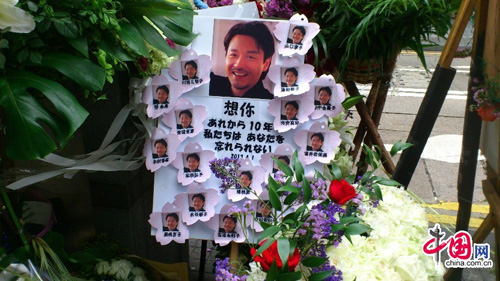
[209,20,278,99]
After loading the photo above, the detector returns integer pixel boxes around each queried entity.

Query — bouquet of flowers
[470,76,500,122]
[209,139,415,280]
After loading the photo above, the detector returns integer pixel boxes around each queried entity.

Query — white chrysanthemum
[95,261,111,275]
[0,0,35,33]
[327,186,444,281]
[246,262,267,281]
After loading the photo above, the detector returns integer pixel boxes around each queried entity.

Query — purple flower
[209,158,241,194]
[298,203,344,241]
[265,0,292,19]
[306,245,343,281]
[207,0,233,7]
[215,258,247,281]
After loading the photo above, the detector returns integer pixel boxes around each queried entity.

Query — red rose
[328,179,357,205]
[477,106,499,122]
[250,240,300,272]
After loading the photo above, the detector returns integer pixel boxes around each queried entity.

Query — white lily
[0,0,35,33]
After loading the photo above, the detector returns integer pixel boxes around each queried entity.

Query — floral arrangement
[208,141,420,280]
[95,259,149,281]
[327,185,445,280]
[470,76,500,122]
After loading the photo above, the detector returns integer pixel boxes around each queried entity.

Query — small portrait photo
[281,67,299,91]
[238,170,253,189]
[181,60,199,82]
[162,212,180,232]
[188,193,206,212]
[314,86,334,108]
[152,85,170,110]
[152,139,168,161]
[218,215,238,235]
[272,155,291,173]
[183,153,201,173]
[176,109,194,130]
[306,132,325,152]
[287,25,306,46]
[209,19,279,99]
[280,100,299,121]
[256,200,273,222]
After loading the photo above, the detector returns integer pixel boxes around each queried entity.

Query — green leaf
[329,162,342,180]
[118,22,150,57]
[372,177,401,187]
[344,223,370,236]
[0,247,30,270]
[269,184,282,211]
[342,95,364,109]
[0,53,5,69]
[0,39,8,48]
[372,183,383,200]
[390,140,414,156]
[316,168,327,181]
[41,53,106,91]
[0,72,88,160]
[276,271,302,281]
[253,238,276,258]
[272,156,293,176]
[302,177,312,202]
[309,270,336,281]
[259,220,272,230]
[266,261,279,281]
[67,37,89,58]
[43,231,70,261]
[258,226,280,242]
[96,36,134,62]
[277,185,300,193]
[283,193,299,205]
[302,257,327,268]
[29,51,42,64]
[292,150,304,182]
[340,216,361,225]
[54,21,79,38]
[277,238,290,269]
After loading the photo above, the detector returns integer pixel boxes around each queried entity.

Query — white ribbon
[7,77,153,190]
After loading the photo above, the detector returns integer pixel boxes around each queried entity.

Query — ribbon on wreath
[7,77,154,190]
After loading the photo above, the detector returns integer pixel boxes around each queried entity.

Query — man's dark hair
[311,132,324,142]
[186,153,200,162]
[318,86,332,96]
[224,22,275,79]
[285,101,299,111]
[179,110,193,119]
[240,171,253,181]
[278,155,290,165]
[223,215,237,224]
[293,26,306,36]
[185,60,198,70]
[154,139,167,147]
[166,213,179,222]
[192,193,205,202]
[156,85,169,94]
[284,67,298,77]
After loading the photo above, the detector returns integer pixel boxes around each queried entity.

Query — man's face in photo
[185,64,197,79]
[155,142,167,157]
[291,28,304,44]
[225,35,272,97]
[192,197,204,211]
[180,113,192,128]
[187,156,200,171]
[318,89,331,105]
[223,217,236,233]
[311,135,323,151]
[157,89,168,104]
[285,71,297,86]
[240,173,251,188]
[285,103,298,120]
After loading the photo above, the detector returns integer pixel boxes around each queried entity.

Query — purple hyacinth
[299,203,344,241]
[207,0,233,7]
[215,258,247,281]
[265,0,292,19]
[311,178,328,200]
[307,245,343,281]
[209,158,241,194]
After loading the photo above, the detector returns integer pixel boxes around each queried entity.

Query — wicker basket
[345,58,383,84]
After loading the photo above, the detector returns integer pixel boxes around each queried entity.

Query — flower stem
[0,183,31,253]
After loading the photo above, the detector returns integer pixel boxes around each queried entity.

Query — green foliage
[316,0,453,72]
[0,0,196,160]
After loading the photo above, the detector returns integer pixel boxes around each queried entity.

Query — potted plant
[470,76,500,122]
[312,0,453,81]
[0,0,196,278]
